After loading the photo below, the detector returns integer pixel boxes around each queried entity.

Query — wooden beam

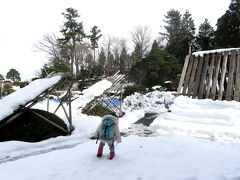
[182,55,194,95]
[198,54,210,99]
[187,56,199,97]
[210,53,221,100]
[206,54,216,98]
[218,52,228,100]
[192,56,204,98]
[26,108,69,134]
[226,50,236,101]
[234,50,240,101]
[0,110,25,129]
[177,55,190,95]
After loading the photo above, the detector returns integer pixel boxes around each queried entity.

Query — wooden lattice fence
[177,48,240,101]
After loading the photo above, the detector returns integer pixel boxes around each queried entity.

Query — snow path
[1,135,240,180]
[0,135,89,164]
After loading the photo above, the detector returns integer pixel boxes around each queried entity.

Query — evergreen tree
[41,60,71,78]
[130,41,181,88]
[89,26,102,61]
[161,9,195,65]
[0,74,4,80]
[161,9,182,61]
[180,10,195,60]
[195,19,215,51]
[119,46,128,74]
[98,48,106,76]
[58,7,86,75]
[131,43,142,64]
[105,52,115,76]
[6,69,21,82]
[215,0,240,48]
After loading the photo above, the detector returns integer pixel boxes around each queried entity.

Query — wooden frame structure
[177,48,240,101]
[0,74,74,135]
[81,71,126,117]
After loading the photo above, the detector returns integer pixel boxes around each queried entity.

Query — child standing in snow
[93,112,122,159]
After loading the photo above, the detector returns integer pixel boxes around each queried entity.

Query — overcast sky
[0,0,231,81]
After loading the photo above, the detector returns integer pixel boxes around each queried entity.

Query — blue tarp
[101,98,121,107]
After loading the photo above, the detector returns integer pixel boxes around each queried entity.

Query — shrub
[86,104,112,117]
[122,85,148,99]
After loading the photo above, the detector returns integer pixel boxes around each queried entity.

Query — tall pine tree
[161,9,195,65]
[161,9,182,61]
[58,8,86,76]
[215,0,240,48]
[195,19,215,51]
[89,26,102,62]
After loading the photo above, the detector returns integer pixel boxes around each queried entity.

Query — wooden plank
[187,56,199,97]
[177,55,190,95]
[205,54,216,98]
[198,54,210,99]
[210,53,221,100]
[218,52,228,100]
[226,50,237,101]
[182,55,194,95]
[192,56,204,98]
[234,50,240,101]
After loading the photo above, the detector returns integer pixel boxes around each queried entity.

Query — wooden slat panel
[177,55,190,95]
[198,54,210,99]
[210,53,221,100]
[218,52,228,100]
[226,50,237,101]
[205,54,216,98]
[182,55,194,95]
[234,50,240,101]
[192,56,204,98]
[187,56,199,96]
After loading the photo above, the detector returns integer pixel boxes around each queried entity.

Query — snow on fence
[177,48,240,101]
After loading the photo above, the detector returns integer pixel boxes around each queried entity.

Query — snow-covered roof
[72,79,112,109]
[192,48,240,57]
[0,75,62,121]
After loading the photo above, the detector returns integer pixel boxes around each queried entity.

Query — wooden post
[234,50,240,101]
[192,56,204,98]
[226,50,236,101]
[120,83,123,110]
[68,81,73,132]
[210,53,221,100]
[182,55,194,95]
[177,55,190,95]
[187,56,199,97]
[206,54,216,98]
[198,54,210,99]
[218,52,228,100]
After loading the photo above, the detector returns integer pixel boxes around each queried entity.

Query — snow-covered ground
[1,78,240,180]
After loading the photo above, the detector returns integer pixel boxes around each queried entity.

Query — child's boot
[109,152,115,159]
[97,147,103,157]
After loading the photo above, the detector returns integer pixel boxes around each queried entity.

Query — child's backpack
[99,119,115,140]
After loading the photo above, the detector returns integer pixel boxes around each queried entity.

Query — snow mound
[151,96,240,141]
[122,91,174,112]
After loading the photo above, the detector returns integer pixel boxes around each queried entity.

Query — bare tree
[131,25,152,60]
[34,33,61,61]
[75,42,91,75]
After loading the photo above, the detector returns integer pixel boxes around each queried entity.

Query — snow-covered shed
[0,74,73,142]
[177,48,240,101]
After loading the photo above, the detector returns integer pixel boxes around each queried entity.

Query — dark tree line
[36,0,240,89]
[162,0,240,64]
